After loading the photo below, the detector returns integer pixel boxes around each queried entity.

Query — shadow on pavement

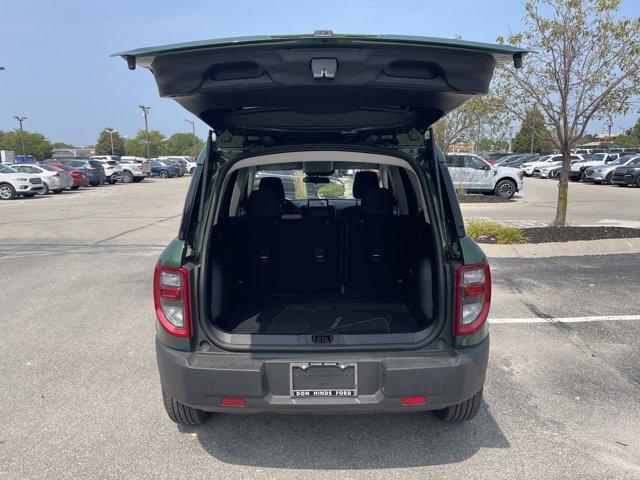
[191,403,508,469]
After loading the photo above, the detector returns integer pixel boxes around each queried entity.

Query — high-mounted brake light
[153,265,192,338]
[454,262,491,336]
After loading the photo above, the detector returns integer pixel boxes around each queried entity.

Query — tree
[0,129,53,160]
[511,107,553,153]
[124,129,166,158]
[95,128,125,156]
[52,141,75,149]
[165,133,204,157]
[496,0,640,225]
[433,96,511,153]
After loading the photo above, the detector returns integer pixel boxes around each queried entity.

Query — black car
[611,157,640,187]
[117,33,526,426]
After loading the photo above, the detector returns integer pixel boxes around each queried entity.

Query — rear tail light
[454,262,491,336]
[402,395,427,405]
[153,265,192,338]
[220,397,246,407]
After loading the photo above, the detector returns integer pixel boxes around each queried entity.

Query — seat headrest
[362,188,394,216]
[258,176,285,202]
[352,171,380,199]
[246,189,280,217]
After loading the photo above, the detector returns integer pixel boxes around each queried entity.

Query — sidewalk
[481,236,640,258]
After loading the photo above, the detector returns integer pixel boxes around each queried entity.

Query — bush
[465,218,526,244]
[317,182,345,199]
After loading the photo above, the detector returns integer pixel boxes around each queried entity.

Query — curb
[481,237,640,258]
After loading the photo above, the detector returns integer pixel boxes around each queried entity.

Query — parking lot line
[490,314,640,324]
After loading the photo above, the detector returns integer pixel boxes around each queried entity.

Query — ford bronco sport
[117,33,525,425]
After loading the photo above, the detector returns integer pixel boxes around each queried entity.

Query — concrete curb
[481,237,640,258]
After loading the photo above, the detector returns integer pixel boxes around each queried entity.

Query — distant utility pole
[607,118,613,141]
[530,125,534,154]
[185,119,196,158]
[105,129,117,156]
[138,105,151,160]
[13,116,27,156]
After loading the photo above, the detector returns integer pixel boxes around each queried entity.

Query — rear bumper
[156,336,489,414]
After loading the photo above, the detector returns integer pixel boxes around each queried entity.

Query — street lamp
[13,116,27,156]
[185,119,196,158]
[138,105,151,160]
[105,129,117,156]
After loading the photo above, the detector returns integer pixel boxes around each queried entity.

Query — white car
[90,156,124,184]
[445,153,524,198]
[0,164,45,199]
[119,156,152,183]
[521,153,583,176]
[11,163,74,194]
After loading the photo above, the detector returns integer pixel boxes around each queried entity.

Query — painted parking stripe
[490,315,640,324]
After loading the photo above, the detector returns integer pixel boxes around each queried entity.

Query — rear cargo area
[208,212,437,337]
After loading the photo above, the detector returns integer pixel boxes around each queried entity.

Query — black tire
[162,390,210,426]
[605,173,615,185]
[635,176,640,188]
[89,181,100,187]
[40,183,50,195]
[159,170,169,179]
[435,389,483,423]
[0,183,16,200]
[122,171,134,183]
[70,185,80,190]
[494,179,516,198]
[53,189,63,194]
[189,168,195,174]
[107,179,117,185]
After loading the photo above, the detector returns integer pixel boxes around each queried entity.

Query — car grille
[29,178,42,184]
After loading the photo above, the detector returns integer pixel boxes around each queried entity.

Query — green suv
[117,33,525,425]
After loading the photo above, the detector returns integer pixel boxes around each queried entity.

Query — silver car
[12,163,74,194]
[584,155,640,184]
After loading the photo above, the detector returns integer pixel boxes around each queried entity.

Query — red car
[48,163,89,189]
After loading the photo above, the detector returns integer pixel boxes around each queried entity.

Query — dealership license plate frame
[290,362,358,398]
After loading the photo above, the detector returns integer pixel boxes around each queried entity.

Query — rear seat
[225,187,415,296]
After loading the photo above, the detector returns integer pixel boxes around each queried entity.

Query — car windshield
[253,169,373,200]
[0,165,18,174]
[592,153,607,161]
[65,160,86,168]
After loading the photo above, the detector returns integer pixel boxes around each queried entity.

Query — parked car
[569,152,620,181]
[149,160,180,178]
[54,159,106,187]
[0,164,45,199]
[118,34,528,424]
[611,157,640,187]
[119,156,151,183]
[91,156,123,184]
[583,155,640,184]
[521,153,583,176]
[158,157,187,176]
[484,151,511,164]
[445,153,524,198]
[495,153,538,168]
[11,163,74,194]
[46,162,89,189]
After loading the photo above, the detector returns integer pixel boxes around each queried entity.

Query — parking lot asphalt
[461,176,640,227]
[1,177,639,479]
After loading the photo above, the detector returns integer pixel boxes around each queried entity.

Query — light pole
[105,129,117,156]
[13,116,27,156]
[138,105,151,160]
[508,125,515,153]
[185,119,196,158]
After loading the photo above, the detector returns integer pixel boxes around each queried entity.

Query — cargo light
[454,262,491,336]
[153,265,191,338]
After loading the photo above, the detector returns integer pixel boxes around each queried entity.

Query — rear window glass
[89,161,102,167]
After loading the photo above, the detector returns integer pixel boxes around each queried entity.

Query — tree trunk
[553,148,572,226]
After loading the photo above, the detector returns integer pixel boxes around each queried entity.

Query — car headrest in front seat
[258,176,286,202]
[361,188,394,216]
[352,171,380,199]
[246,189,280,218]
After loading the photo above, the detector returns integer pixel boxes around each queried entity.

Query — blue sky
[0,0,637,146]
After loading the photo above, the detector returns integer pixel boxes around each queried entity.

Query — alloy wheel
[0,184,15,200]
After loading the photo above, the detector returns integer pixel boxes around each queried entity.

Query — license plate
[290,362,357,398]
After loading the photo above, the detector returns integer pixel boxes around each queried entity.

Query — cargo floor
[223,295,423,335]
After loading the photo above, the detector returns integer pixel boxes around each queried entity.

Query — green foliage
[512,107,553,153]
[317,182,345,199]
[124,129,166,158]
[0,129,52,161]
[165,133,203,157]
[466,219,526,244]
[95,128,125,156]
[51,141,75,149]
